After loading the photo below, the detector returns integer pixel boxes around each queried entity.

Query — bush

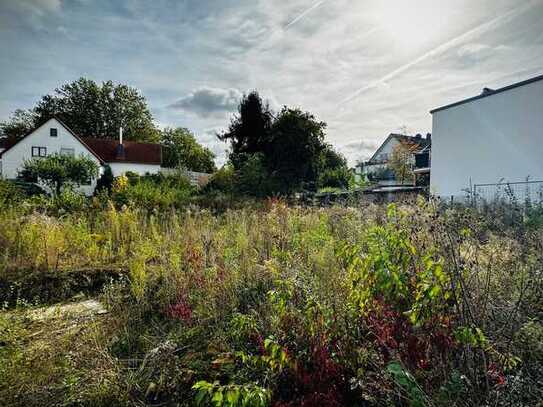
[27,188,87,214]
[111,173,195,209]
[202,165,236,194]
[19,153,99,195]
[0,179,25,206]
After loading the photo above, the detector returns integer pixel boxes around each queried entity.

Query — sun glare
[374,0,446,48]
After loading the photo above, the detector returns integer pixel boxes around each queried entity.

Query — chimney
[115,126,125,159]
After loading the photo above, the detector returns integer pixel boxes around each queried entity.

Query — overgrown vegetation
[0,185,541,406]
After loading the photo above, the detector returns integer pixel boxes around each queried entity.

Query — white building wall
[430,79,543,200]
[1,118,101,195]
[108,162,161,177]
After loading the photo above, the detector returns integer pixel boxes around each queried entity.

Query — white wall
[1,118,102,195]
[109,162,161,177]
[430,79,543,200]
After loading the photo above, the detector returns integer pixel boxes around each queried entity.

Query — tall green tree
[0,109,37,142]
[161,127,216,173]
[19,154,99,196]
[1,78,159,142]
[216,91,351,196]
[317,145,353,190]
[267,107,328,194]
[218,91,273,169]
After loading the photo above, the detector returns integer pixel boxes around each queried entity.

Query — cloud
[200,127,224,143]
[341,139,381,162]
[169,87,242,118]
[456,43,510,63]
[5,0,61,15]
[197,127,230,166]
[2,0,543,169]
[336,0,538,108]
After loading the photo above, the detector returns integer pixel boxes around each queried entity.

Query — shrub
[18,153,99,195]
[110,173,195,209]
[0,179,24,207]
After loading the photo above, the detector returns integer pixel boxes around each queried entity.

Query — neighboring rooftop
[430,73,543,114]
[82,137,162,165]
[0,116,162,165]
[0,137,17,152]
[364,133,431,165]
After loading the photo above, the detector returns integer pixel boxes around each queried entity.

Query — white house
[0,117,162,195]
[356,133,431,186]
[430,74,543,202]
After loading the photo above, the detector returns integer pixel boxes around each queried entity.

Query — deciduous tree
[388,142,418,184]
[1,78,159,142]
[161,127,216,173]
[19,154,99,196]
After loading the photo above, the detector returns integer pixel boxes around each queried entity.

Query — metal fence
[472,180,543,207]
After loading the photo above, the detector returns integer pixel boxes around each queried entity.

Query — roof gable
[366,133,430,163]
[0,117,104,163]
[0,116,162,165]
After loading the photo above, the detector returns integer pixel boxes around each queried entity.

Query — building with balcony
[355,133,431,187]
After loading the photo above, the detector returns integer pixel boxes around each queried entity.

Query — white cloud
[169,87,242,118]
[9,0,61,15]
[457,43,511,62]
[2,0,543,169]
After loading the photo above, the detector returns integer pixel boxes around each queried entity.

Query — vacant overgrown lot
[0,196,542,406]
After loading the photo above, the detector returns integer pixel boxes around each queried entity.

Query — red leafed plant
[272,336,350,407]
[166,296,193,323]
[365,300,455,373]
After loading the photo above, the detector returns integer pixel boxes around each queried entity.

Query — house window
[60,148,75,157]
[50,128,58,137]
[31,146,47,157]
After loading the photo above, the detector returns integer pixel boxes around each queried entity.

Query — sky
[1,0,542,166]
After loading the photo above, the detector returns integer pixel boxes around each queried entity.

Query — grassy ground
[0,198,542,406]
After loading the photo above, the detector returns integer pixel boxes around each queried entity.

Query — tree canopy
[218,91,351,196]
[388,142,418,184]
[1,78,160,142]
[218,91,273,170]
[19,154,100,195]
[161,127,216,173]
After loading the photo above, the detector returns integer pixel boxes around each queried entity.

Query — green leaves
[192,380,271,407]
[454,326,487,348]
[19,153,99,196]
[386,361,427,407]
[343,204,454,326]
[161,127,216,172]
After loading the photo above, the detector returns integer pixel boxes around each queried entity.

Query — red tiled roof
[0,137,18,151]
[81,137,162,165]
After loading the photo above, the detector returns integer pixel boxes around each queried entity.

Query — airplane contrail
[284,0,328,30]
[336,0,539,107]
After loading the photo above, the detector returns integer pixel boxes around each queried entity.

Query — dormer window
[50,128,58,137]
